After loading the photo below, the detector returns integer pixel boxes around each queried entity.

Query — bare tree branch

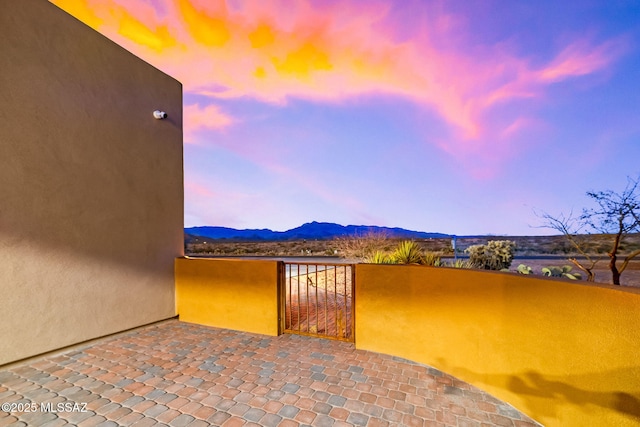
[534,209,600,282]
[619,249,640,275]
[537,175,640,285]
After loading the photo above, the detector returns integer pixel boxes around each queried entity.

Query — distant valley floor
[185,235,640,287]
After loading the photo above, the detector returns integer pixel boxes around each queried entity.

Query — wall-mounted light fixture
[153,110,168,120]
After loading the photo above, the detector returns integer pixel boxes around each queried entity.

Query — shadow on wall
[0,0,184,275]
[446,360,640,422]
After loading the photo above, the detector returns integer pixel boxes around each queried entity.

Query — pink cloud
[183,165,376,229]
[500,118,538,140]
[52,0,627,174]
[538,38,625,82]
[184,180,216,198]
[184,177,269,228]
[183,103,234,144]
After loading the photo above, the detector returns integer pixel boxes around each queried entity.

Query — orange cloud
[51,0,103,29]
[177,0,231,47]
[249,23,275,48]
[117,13,176,52]
[272,42,333,79]
[50,0,625,154]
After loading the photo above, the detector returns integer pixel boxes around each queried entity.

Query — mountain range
[185,221,449,241]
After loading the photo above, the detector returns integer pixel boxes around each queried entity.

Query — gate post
[277,261,285,336]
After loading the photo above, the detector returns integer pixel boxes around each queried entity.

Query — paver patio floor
[0,320,541,427]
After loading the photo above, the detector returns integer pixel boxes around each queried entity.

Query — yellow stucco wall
[355,264,640,426]
[0,0,183,365]
[175,258,281,336]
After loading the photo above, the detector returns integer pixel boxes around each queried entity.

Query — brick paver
[0,320,541,426]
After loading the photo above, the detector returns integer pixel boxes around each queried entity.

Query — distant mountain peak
[185,222,449,241]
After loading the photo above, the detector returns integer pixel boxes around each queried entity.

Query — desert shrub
[446,259,473,269]
[422,251,442,267]
[333,231,391,260]
[549,242,571,254]
[465,240,515,270]
[363,240,435,265]
[364,251,395,264]
[391,241,424,264]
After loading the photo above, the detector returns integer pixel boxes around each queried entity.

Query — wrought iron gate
[281,262,355,342]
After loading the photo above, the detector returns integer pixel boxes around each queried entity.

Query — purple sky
[53,0,640,235]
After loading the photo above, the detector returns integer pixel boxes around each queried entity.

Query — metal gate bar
[281,262,355,342]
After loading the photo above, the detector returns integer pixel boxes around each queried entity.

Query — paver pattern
[0,320,541,426]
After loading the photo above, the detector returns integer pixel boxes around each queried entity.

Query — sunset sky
[51,0,640,235]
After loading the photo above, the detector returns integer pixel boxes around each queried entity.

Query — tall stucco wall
[0,0,183,365]
[355,264,640,427]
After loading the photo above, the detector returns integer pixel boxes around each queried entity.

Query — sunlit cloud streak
[51,0,625,150]
[184,165,378,230]
[183,179,256,227]
[183,103,234,144]
[49,0,639,234]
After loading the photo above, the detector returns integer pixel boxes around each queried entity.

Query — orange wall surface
[355,264,640,426]
[0,0,183,365]
[175,258,281,336]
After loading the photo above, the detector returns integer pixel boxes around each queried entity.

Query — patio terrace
[3,2,640,426]
[0,320,540,427]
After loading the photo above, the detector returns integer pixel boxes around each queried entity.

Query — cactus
[465,240,516,270]
[542,265,582,280]
[541,266,563,277]
[517,264,533,274]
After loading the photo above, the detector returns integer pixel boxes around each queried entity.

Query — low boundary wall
[355,264,640,427]
[175,258,281,336]
[174,258,640,426]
